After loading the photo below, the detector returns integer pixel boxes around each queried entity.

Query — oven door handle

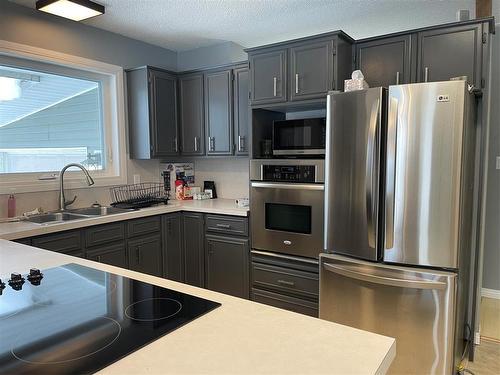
[251,182,324,191]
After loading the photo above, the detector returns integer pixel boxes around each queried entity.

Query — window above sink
[0,40,127,194]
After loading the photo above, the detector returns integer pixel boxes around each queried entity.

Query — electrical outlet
[496,156,500,170]
[133,174,141,184]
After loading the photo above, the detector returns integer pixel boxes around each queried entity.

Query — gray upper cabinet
[417,23,483,88]
[290,40,334,101]
[355,35,413,87]
[179,73,205,155]
[204,69,233,155]
[249,49,287,104]
[233,65,249,155]
[127,67,178,159]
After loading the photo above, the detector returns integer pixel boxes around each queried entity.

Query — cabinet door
[163,213,183,282]
[128,234,163,277]
[87,242,128,269]
[417,24,482,87]
[204,69,233,155]
[206,235,249,299]
[249,49,287,104]
[179,74,205,155]
[182,212,205,287]
[233,65,249,155]
[32,230,83,256]
[290,40,333,101]
[356,35,412,87]
[149,69,179,157]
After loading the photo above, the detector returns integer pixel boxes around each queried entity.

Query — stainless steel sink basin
[67,206,132,216]
[26,212,88,224]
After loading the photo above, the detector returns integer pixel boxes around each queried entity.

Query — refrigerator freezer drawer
[319,254,456,375]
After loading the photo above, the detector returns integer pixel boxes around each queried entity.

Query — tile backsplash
[0,158,249,217]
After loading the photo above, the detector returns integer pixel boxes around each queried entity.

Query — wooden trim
[482,288,500,299]
[476,0,492,18]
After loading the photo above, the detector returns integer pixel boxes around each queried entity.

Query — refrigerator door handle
[365,100,380,249]
[322,262,447,290]
[385,97,398,249]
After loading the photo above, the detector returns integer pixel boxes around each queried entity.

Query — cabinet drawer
[85,222,125,247]
[205,215,248,236]
[251,288,318,317]
[127,216,161,237]
[32,231,82,254]
[252,262,319,299]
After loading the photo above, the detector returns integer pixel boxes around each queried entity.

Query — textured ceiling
[11,0,477,51]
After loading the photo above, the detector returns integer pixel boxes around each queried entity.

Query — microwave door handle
[322,262,446,290]
[250,182,324,191]
[365,99,379,249]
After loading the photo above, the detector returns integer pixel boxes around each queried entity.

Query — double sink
[26,206,133,225]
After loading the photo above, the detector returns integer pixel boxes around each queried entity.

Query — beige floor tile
[481,297,500,341]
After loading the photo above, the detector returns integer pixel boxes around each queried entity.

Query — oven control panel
[262,165,316,183]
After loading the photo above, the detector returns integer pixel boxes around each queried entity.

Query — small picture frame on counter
[203,181,217,199]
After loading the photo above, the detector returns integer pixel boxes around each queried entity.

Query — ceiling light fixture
[36,0,105,22]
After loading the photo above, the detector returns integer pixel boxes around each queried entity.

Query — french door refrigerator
[320,81,476,375]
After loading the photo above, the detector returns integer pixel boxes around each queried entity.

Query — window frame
[0,40,127,194]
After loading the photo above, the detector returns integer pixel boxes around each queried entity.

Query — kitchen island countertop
[0,239,396,374]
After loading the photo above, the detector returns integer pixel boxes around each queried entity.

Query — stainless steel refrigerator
[320,81,476,374]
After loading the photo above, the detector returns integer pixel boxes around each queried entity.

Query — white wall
[193,158,249,199]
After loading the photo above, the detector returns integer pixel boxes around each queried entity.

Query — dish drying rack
[109,183,168,209]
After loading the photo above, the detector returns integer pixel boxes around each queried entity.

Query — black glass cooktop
[0,264,220,374]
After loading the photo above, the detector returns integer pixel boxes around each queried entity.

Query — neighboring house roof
[0,66,98,128]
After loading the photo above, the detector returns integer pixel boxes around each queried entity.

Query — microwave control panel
[262,165,315,183]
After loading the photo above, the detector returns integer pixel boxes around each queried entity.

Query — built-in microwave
[272,118,326,156]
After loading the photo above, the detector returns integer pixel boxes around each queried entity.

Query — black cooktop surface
[0,264,220,374]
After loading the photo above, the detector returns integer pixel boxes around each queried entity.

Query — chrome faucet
[59,163,95,211]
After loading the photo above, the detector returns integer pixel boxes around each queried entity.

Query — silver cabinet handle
[322,262,446,290]
[424,67,429,82]
[216,223,231,229]
[365,99,380,249]
[273,77,277,97]
[396,71,400,85]
[135,245,141,264]
[173,137,178,152]
[385,97,398,249]
[277,279,295,287]
[251,182,324,190]
[295,73,299,94]
[238,135,245,152]
[194,136,199,152]
[208,137,215,152]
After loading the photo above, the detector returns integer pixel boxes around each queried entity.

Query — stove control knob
[0,279,4,296]
[27,268,44,285]
[8,272,25,291]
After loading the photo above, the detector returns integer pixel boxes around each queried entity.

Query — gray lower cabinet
[32,230,83,256]
[289,40,334,101]
[127,234,163,277]
[249,49,287,104]
[355,34,413,87]
[417,23,483,88]
[163,213,183,282]
[205,234,249,298]
[127,67,179,159]
[233,65,249,155]
[250,251,319,317]
[179,73,205,155]
[87,242,128,269]
[204,69,233,155]
[182,212,205,287]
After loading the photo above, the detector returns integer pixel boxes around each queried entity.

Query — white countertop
[0,198,249,241]
[0,239,396,374]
